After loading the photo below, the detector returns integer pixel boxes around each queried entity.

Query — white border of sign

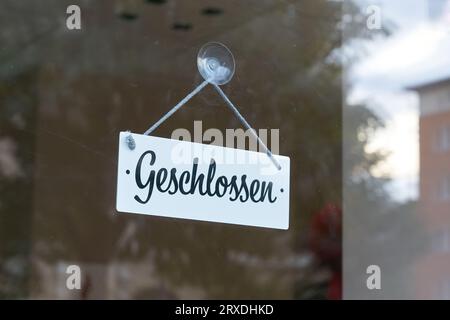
[116,132,290,230]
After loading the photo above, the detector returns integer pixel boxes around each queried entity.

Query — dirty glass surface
[0,0,344,299]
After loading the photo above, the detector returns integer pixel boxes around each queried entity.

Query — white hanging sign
[116,132,290,229]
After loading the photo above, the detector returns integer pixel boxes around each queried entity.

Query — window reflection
[0,0,343,299]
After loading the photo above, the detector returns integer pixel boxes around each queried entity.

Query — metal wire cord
[143,80,209,136]
[212,84,282,170]
[142,81,282,170]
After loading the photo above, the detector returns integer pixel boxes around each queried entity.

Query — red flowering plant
[309,203,342,299]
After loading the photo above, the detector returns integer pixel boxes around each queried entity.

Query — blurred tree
[343,103,426,299]
[0,71,38,298]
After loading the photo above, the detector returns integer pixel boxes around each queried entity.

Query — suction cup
[197,42,235,85]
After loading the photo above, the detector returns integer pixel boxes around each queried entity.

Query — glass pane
[1,0,343,299]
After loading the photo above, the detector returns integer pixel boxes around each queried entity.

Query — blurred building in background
[412,77,450,299]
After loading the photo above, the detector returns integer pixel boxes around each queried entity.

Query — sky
[348,0,450,202]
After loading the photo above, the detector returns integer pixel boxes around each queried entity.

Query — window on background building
[441,89,450,109]
[438,279,450,300]
[431,229,450,253]
[436,125,450,152]
[437,176,450,202]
